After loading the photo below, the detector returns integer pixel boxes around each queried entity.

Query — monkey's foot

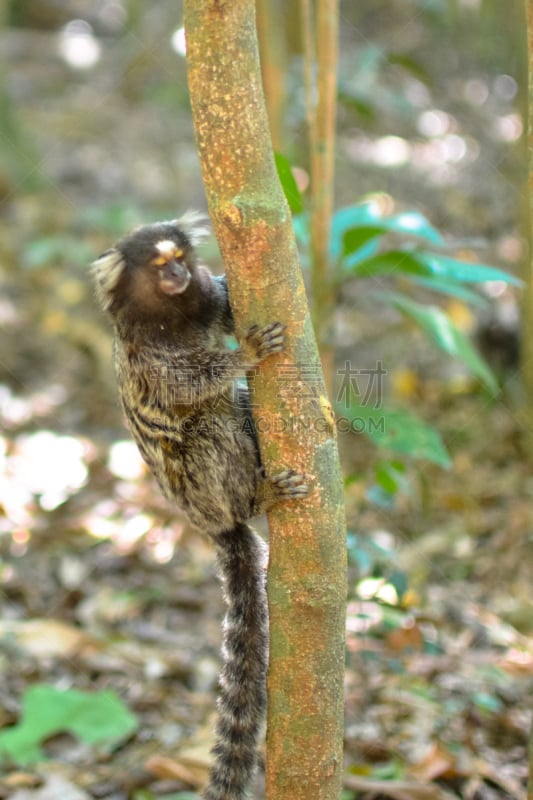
[270,469,310,500]
[246,322,285,361]
[253,468,310,515]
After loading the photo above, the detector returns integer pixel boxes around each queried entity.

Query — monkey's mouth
[159,259,191,295]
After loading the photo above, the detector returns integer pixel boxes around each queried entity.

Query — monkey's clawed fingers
[271,468,311,500]
[246,322,285,360]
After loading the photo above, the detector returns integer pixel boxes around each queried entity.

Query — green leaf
[337,90,376,121]
[346,239,380,268]
[408,275,489,307]
[418,252,522,286]
[371,760,405,780]
[387,53,432,84]
[331,202,444,256]
[472,692,503,713]
[387,294,498,393]
[292,213,310,246]
[0,685,138,765]
[350,249,521,286]
[340,209,444,263]
[374,460,406,494]
[274,152,303,214]
[388,570,409,600]
[375,464,400,494]
[343,226,391,256]
[387,212,444,244]
[346,249,432,278]
[342,402,451,467]
[372,408,451,467]
[419,252,522,286]
[331,203,382,259]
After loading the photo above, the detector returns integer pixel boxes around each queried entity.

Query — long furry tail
[204,524,269,800]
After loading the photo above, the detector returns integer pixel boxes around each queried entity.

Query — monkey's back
[114,338,261,538]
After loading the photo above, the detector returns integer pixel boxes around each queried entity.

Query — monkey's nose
[159,259,190,295]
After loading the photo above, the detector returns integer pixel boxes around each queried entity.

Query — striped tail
[204,524,269,800]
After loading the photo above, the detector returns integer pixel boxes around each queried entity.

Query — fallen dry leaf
[409,742,458,782]
[144,754,206,789]
[344,774,460,800]
[0,619,97,658]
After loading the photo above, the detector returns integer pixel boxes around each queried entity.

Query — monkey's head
[91,211,209,318]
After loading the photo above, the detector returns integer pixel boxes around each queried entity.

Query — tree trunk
[183,2,346,799]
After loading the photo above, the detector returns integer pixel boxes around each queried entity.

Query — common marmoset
[92,212,308,800]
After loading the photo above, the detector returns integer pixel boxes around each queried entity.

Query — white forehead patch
[155,240,177,258]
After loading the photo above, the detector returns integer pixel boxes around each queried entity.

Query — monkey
[91,212,309,800]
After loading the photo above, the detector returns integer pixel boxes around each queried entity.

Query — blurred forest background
[0,1,532,799]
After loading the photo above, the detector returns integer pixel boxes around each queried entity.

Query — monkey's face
[92,214,208,315]
[146,238,191,296]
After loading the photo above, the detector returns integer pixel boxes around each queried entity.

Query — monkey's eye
[150,240,184,267]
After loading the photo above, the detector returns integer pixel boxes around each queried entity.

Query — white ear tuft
[174,210,210,246]
[91,248,126,311]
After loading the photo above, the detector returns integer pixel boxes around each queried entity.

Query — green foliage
[348,248,521,286]
[295,197,518,473]
[274,152,303,213]
[341,401,451,469]
[337,44,430,124]
[346,530,395,574]
[346,531,409,605]
[22,235,95,269]
[384,293,498,393]
[330,200,518,399]
[336,203,444,262]
[0,684,138,765]
[472,691,503,714]
[368,459,411,508]
[374,459,408,495]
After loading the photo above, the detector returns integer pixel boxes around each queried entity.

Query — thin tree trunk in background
[184,2,346,799]
[301,0,339,393]
[256,0,286,151]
